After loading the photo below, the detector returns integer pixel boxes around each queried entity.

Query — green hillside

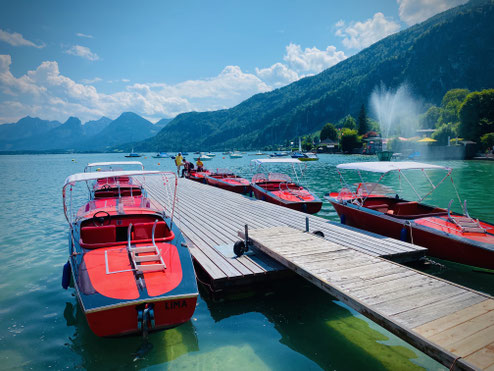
[135,0,494,151]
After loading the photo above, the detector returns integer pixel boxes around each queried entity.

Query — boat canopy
[84,161,144,172]
[252,158,302,164]
[336,161,450,173]
[64,170,160,187]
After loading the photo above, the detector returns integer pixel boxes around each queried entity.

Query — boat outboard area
[62,170,198,337]
[250,158,322,214]
[326,161,494,269]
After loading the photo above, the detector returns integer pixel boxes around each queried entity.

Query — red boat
[185,169,211,183]
[205,169,251,194]
[250,159,322,214]
[62,170,198,337]
[326,162,494,270]
[85,161,145,198]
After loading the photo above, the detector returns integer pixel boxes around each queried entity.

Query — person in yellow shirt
[196,157,204,172]
[175,152,183,176]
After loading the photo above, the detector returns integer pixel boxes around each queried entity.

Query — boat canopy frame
[251,158,308,185]
[335,161,467,213]
[63,170,178,226]
[84,161,144,172]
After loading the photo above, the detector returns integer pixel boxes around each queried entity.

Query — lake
[0,153,492,370]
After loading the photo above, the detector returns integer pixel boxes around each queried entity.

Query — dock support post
[244,224,249,251]
[305,217,309,232]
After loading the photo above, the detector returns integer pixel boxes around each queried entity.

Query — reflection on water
[1,153,491,369]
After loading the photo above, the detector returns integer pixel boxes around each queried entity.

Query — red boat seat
[80,225,116,248]
[132,221,172,242]
[393,201,421,216]
[367,204,389,213]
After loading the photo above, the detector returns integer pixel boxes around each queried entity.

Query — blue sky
[0,0,466,124]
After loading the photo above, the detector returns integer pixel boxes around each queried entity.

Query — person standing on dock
[175,152,183,176]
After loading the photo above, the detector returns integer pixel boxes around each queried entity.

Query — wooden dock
[244,226,494,371]
[145,178,426,291]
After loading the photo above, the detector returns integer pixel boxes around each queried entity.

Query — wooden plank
[447,325,494,357]
[414,299,494,338]
[464,344,494,370]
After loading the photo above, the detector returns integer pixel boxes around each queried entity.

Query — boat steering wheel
[92,210,111,226]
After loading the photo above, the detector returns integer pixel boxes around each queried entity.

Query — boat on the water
[153,152,170,158]
[250,159,322,214]
[84,161,145,197]
[326,161,494,269]
[125,149,141,158]
[298,153,319,162]
[186,169,211,183]
[62,170,198,337]
[205,169,251,194]
[193,155,212,161]
[230,151,243,159]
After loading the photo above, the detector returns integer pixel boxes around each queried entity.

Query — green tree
[340,128,361,153]
[459,89,494,141]
[420,106,441,129]
[432,122,459,145]
[340,115,357,130]
[438,89,470,127]
[480,133,494,151]
[357,104,369,135]
[320,123,337,141]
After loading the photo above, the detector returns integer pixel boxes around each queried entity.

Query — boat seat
[80,225,116,248]
[393,201,420,215]
[366,204,389,213]
[133,221,171,242]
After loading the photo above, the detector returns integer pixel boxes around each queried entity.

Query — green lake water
[0,153,492,370]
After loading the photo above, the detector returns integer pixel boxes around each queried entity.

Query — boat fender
[234,240,246,257]
[400,226,408,242]
[62,261,71,289]
[340,214,346,225]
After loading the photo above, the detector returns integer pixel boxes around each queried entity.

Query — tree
[320,123,337,141]
[340,115,357,130]
[480,133,494,151]
[340,128,361,153]
[459,89,494,141]
[432,122,459,145]
[419,106,441,129]
[357,104,369,135]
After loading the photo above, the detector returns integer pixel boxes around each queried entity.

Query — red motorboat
[84,161,145,198]
[62,170,198,337]
[250,159,322,214]
[205,169,251,194]
[326,161,494,270]
[185,169,211,183]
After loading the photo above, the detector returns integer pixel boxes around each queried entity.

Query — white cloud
[76,33,93,39]
[80,77,102,84]
[65,45,100,61]
[0,55,271,123]
[0,29,45,48]
[397,0,468,25]
[335,13,400,50]
[256,63,299,88]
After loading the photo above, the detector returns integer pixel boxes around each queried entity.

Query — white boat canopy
[84,161,144,171]
[336,161,450,173]
[252,158,303,165]
[64,170,161,187]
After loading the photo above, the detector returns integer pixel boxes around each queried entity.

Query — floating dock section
[244,226,494,371]
[145,178,426,291]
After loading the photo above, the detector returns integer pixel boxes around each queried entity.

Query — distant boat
[125,149,141,158]
[222,151,231,155]
[206,152,216,157]
[230,151,243,159]
[182,152,189,156]
[153,152,169,158]
[291,152,305,158]
[298,153,319,161]
[249,151,265,156]
[204,169,251,194]
[270,152,289,158]
[194,155,212,161]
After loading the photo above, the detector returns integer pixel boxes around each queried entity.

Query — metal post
[306,217,309,232]
[244,224,249,252]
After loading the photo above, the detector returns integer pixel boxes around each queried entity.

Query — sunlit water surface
[0,153,492,370]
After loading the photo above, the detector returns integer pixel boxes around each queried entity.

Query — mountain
[83,112,158,150]
[154,118,173,129]
[0,116,61,150]
[27,116,85,150]
[134,0,494,151]
[83,117,112,137]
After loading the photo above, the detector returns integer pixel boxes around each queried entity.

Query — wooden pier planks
[244,226,494,371]
[144,177,426,290]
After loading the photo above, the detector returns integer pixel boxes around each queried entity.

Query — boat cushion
[133,221,169,241]
[81,225,116,246]
[367,204,389,213]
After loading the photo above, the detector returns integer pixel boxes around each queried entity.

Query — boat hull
[329,200,494,270]
[206,176,251,194]
[252,183,322,214]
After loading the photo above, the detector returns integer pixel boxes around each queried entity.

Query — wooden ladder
[127,221,167,274]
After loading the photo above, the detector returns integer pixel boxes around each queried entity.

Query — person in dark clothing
[182,159,194,177]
